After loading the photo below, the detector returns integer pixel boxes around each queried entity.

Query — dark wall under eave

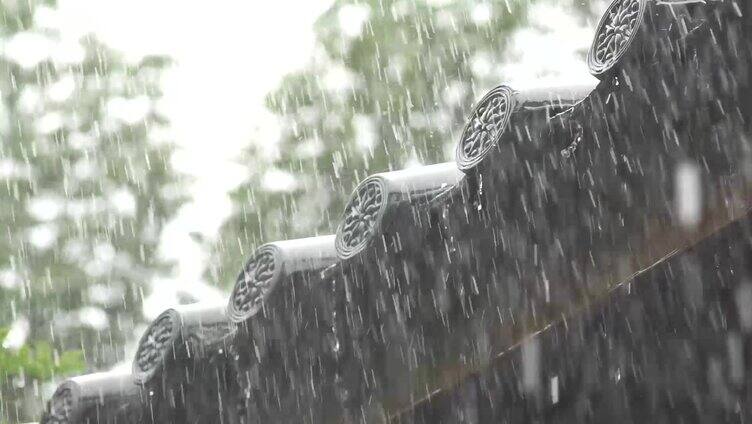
[398,211,752,424]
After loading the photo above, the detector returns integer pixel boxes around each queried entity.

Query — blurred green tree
[0,0,184,420]
[210,0,560,285]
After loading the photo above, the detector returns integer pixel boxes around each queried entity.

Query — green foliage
[0,0,184,421]
[0,328,85,381]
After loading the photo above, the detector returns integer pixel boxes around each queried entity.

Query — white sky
[54,0,333,316]
[50,0,601,318]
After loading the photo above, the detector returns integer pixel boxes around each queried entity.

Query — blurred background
[0,0,606,420]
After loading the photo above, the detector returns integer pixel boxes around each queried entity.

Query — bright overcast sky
[50,0,600,318]
[53,0,334,316]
